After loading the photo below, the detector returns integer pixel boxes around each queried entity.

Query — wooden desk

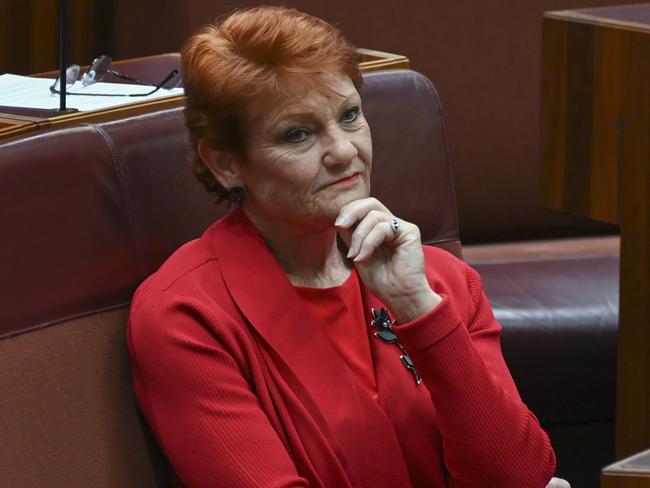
[602,448,650,487]
[0,49,409,141]
[0,53,186,141]
[541,3,650,459]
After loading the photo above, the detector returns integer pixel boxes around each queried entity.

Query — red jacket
[128,209,555,487]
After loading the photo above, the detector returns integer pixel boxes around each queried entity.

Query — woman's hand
[546,478,571,488]
[335,198,442,323]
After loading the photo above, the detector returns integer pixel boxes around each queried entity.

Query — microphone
[52,0,78,115]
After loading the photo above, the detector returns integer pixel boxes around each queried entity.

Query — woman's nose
[322,130,358,167]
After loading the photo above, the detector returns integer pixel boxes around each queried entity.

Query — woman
[128,6,563,487]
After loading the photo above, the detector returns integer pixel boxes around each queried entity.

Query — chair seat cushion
[469,253,618,426]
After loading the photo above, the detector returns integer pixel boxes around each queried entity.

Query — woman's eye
[341,106,360,123]
[285,128,309,143]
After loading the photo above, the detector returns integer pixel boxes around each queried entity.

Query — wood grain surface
[0,0,113,76]
[601,448,650,487]
[541,5,650,460]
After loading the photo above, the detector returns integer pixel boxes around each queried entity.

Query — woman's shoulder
[130,217,237,319]
[134,238,217,301]
[128,225,248,359]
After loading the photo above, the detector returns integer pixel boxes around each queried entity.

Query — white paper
[0,74,184,112]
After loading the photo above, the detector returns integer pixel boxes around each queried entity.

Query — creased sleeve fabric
[128,291,309,488]
[393,260,556,488]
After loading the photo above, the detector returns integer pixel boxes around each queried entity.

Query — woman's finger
[353,221,395,262]
[346,209,392,257]
[335,197,390,229]
[546,478,571,488]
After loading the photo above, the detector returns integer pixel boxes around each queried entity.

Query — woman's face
[237,73,372,230]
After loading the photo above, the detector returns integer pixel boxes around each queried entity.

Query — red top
[128,210,556,487]
[294,270,378,399]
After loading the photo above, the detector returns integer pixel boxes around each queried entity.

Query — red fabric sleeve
[128,292,309,488]
[393,264,556,488]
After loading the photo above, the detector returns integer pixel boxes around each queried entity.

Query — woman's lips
[328,173,360,187]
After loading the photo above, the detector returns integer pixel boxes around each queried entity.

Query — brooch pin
[370,308,421,385]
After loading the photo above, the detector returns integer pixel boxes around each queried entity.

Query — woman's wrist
[386,287,443,324]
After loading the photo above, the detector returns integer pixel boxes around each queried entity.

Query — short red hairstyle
[181,6,362,202]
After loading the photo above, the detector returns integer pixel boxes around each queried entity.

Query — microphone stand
[52,0,78,115]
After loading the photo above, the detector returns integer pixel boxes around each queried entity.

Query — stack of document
[0,74,184,112]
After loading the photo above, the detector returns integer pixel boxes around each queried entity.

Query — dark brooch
[370,308,421,385]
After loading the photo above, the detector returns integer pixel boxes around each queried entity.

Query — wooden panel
[0,118,38,140]
[617,25,650,458]
[541,4,650,460]
[602,448,650,487]
[546,5,650,32]
[590,25,623,222]
[357,48,410,72]
[541,18,569,212]
[541,18,620,224]
[0,0,112,76]
[602,476,650,488]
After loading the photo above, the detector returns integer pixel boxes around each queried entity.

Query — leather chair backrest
[0,126,167,486]
[0,69,458,486]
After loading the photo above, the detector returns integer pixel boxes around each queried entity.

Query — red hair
[181,6,362,202]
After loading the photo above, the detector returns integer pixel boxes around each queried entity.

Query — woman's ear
[197,141,243,190]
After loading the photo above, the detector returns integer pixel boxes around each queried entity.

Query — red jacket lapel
[206,210,414,487]
[208,210,362,421]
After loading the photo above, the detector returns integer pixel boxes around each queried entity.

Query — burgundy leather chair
[0,69,461,486]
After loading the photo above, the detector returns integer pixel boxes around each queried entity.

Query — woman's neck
[243,208,351,288]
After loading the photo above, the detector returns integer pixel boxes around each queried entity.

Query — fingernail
[346,248,354,258]
[335,216,347,226]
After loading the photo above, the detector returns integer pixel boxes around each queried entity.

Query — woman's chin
[335,184,370,205]
[323,191,369,222]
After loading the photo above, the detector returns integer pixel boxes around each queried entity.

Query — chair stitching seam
[91,124,146,275]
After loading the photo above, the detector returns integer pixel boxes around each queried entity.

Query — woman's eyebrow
[269,111,317,127]
[336,93,361,107]
[265,92,361,128]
